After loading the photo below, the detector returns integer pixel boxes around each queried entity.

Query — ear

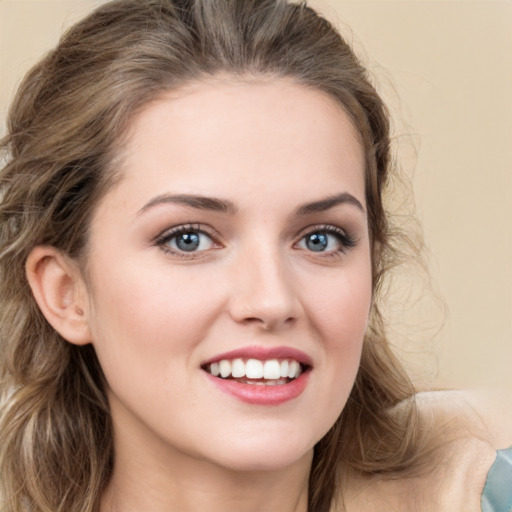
[26,246,92,346]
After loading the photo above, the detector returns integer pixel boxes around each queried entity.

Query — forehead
[110,77,366,211]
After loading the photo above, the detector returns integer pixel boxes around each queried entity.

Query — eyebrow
[138,194,238,216]
[137,191,364,217]
[294,193,365,215]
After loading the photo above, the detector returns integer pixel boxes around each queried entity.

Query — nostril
[240,315,296,331]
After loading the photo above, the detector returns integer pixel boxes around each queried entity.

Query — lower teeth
[236,378,289,386]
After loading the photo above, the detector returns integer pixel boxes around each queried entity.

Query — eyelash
[295,224,357,257]
[154,223,357,259]
[154,224,220,258]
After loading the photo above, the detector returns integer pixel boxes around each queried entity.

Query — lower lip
[205,370,310,406]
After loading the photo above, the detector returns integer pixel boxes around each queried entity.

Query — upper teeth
[207,358,302,380]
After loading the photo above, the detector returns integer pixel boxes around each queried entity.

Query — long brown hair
[0,1,423,510]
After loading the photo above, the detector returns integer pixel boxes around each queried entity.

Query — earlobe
[25,246,92,346]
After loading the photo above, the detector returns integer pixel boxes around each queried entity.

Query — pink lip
[202,345,313,366]
[201,345,312,406]
[204,370,311,406]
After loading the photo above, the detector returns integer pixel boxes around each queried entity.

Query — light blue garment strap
[481,447,512,512]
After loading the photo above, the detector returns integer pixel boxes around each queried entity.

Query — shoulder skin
[341,390,510,512]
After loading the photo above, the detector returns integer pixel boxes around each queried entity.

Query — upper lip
[201,346,313,367]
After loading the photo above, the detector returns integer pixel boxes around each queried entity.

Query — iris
[305,233,328,251]
[175,232,200,251]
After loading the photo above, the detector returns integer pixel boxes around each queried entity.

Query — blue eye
[174,232,201,251]
[297,227,355,254]
[157,227,216,253]
[305,232,330,251]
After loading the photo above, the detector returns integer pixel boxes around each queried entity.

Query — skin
[344,392,499,512]
[24,78,507,512]
[31,78,372,512]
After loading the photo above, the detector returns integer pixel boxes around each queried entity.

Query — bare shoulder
[414,389,512,448]
[341,391,508,512]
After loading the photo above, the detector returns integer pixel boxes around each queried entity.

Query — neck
[101,412,312,512]
[102,453,311,512]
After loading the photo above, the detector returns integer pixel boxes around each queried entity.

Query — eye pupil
[176,232,200,251]
[306,233,328,251]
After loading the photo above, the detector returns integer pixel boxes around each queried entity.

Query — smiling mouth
[202,358,308,386]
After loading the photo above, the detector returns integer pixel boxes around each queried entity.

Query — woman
[0,1,510,511]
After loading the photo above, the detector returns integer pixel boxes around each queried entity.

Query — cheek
[91,257,218,326]
[302,261,372,401]
[84,264,229,440]
[85,261,226,380]
[308,261,372,343]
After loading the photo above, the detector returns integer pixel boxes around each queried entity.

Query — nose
[228,245,302,331]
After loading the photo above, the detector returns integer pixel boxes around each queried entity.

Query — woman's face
[82,78,371,473]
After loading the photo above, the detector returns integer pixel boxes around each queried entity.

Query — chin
[215,447,313,474]
[200,428,317,473]
[192,401,345,474]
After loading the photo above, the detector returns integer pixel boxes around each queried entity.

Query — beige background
[1,1,511,413]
